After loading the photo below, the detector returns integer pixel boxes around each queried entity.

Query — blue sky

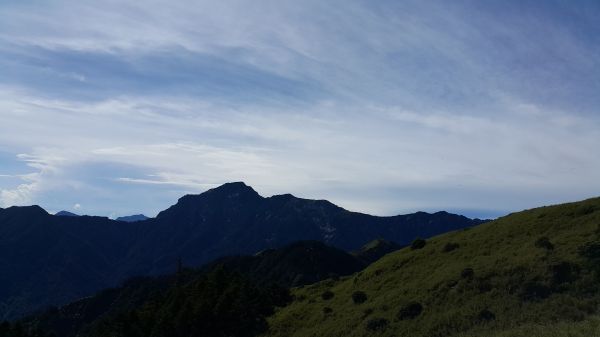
[1,0,599,219]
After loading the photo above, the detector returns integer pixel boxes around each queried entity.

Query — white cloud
[0,182,36,207]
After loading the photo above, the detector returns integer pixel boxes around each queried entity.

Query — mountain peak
[198,182,263,201]
[207,181,257,194]
[2,205,48,217]
[156,182,262,219]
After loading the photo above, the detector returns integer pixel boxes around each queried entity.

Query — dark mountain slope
[0,206,139,321]
[23,241,365,337]
[0,182,481,320]
[205,241,365,287]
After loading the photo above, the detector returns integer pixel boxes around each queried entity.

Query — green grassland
[265,198,600,337]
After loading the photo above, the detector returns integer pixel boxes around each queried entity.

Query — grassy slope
[265,197,600,337]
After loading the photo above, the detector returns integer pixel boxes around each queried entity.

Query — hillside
[265,197,600,337]
[0,182,480,319]
[21,241,370,337]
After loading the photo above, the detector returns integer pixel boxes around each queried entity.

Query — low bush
[321,290,334,300]
[362,308,374,319]
[411,238,426,250]
[352,291,368,304]
[550,261,580,284]
[366,318,389,331]
[477,309,495,322]
[575,205,597,217]
[461,268,474,279]
[397,301,423,320]
[442,242,460,252]
[579,242,600,260]
[535,237,554,250]
[519,281,551,301]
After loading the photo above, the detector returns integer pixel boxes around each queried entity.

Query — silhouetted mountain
[115,214,149,222]
[125,182,482,275]
[0,206,138,321]
[55,211,79,217]
[0,182,482,320]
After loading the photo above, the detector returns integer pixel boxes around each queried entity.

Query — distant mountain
[115,214,149,222]
[0,182,482,320]
[55,210,79,217]
[0,206,139,321]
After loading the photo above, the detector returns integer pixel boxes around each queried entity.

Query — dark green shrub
[579,242,600,276]
[550,261,580,284]
[323,307,333,314]
[461,268,474,279]
[476,279,493,293]
[352,291,368,304]
[477,309,495,322]
[579,242,600,260]
[535,237,554,250]
[575,205,597,217]
[362,308,374,318]
[321,290,334,300]
[366,318,389,331]
[446,279,458,288]
[397,301,423,320]
[519,281,551,301]
[411,238,426,250]
[442,242,459,252]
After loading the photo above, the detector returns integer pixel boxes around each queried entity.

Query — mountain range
[0,182,482,320]
[9,195,600,337]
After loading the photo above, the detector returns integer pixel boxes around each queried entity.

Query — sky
[1,0,599,219]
